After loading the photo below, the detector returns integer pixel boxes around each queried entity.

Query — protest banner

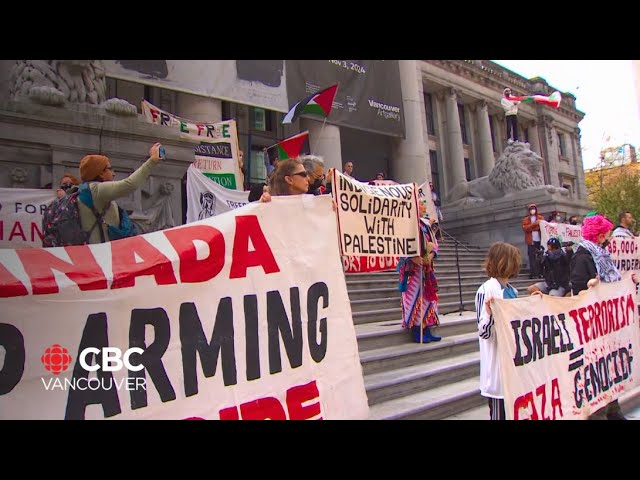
[141,100,243,190]
[332,171,419,258]
[186,165,250,223]
[342,180,436,274]
[491,276,639,420]
[0,188,56,248]
[539,220,582,251]
[0,195,369,420]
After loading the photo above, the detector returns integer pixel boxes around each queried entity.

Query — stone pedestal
[441,189,591,262]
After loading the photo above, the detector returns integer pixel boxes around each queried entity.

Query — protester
[343,161,354,178]
[501,87,520,141]
[527,237,572,297]
[612,211,636,237]
[78,142,163,244]
[398,200,442,343]
[522,203,544,278]
[56,173,80,199]
[568,215,580,226]
[262,158,309,200]
[430,181,443,240]
[475,242,522,420]
[546,210,563,223]
[569,214,639,420]
[301,155,328,195]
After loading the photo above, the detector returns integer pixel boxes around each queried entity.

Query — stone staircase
[349,236,640,419]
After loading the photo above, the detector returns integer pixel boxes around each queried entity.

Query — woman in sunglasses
[56,173,80,199]
[261,158,309,201]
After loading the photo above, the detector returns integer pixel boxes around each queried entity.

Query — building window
[558,132,567,157]
[429,150,440,194]
[249,147,267,184]
[424,93,435,135]
[253,108,266,131]
[458,104,468,145]
[489,115,496,152]
[464,158,472,181]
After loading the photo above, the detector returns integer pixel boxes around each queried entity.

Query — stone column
[475,100,494,176]
[527,121,542,155]
[444,87,467,196]
[300,118,342,171]
[176,92,221,122]
[390,60,429,184]
[542,115,560,187]
[573,127,587,200]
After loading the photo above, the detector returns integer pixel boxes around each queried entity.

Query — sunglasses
[289,171,308,178]
[60,183,73,191]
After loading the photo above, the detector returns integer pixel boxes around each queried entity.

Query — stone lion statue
[447,140,567,204]
[9,60,137,115]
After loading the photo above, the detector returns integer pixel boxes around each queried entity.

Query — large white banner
[332,171,419,258]
[0,188,56,248]
[492,276,639,420]
[141,100,243,190]
[539,220,582,251]
[0,196,369,420]
[105,61,289,112]
[186,165,250,223]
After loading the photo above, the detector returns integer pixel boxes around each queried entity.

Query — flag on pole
[509,91,562,109]
[265,131,310,163]
[282,84,339,124]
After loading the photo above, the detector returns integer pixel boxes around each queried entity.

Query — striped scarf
[578,240,621,283]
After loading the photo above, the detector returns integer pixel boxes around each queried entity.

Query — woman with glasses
[56,173,80,199]
[77,142,164,244]
[263,158,309,199]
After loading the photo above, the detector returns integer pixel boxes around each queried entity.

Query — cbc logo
[79,347,145,372]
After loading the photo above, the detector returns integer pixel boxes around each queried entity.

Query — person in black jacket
[527,237,572,296]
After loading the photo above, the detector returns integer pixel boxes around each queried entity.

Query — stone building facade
[0,60,590,249]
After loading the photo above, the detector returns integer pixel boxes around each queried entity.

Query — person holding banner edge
[569,214,639,420]
[476,242,522,420]
[398,200,442,343]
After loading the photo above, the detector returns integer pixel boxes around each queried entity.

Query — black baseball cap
[547,237,561,248]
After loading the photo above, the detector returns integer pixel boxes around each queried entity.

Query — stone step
[368,377,484,420]
[353,303,478,324]
[350,291,479,312]
[365,351,480,406]
[347,279,533,301]
[346,273,531,289]
[443,404,488,420]
[356,312,478,351]
[359,331,479,375]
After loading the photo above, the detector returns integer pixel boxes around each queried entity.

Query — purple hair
[581,214,613,242]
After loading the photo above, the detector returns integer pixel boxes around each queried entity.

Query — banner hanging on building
[285,60,405,137]
[0,188,56,248]
[0,196,369,420]
[491,276,639,420]
[141,100,243,190]
[186,165,250,223]
[332,171,419,258]
[106,61,290,112]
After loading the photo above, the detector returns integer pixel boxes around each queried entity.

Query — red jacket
[522,214,544,245]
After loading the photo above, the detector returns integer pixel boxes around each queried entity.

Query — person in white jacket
[501,87,520,141]
[475,242,522,420]
[612,211,636,238]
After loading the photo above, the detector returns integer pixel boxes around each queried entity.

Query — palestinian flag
[265,131,310,163]
[509,91,562,109]
[282,84,339,124]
